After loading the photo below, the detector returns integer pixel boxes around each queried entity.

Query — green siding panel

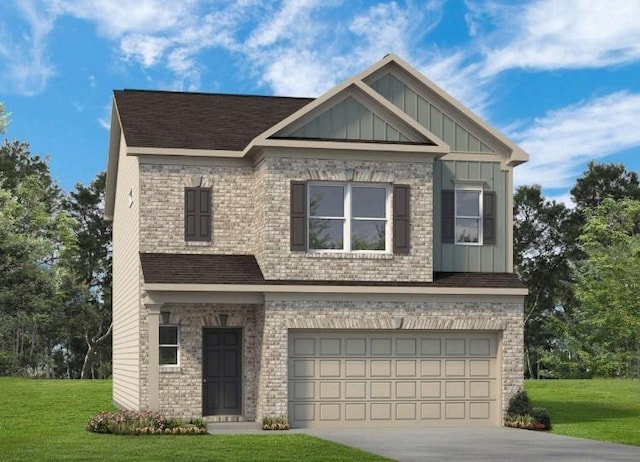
[433,159,507,272]
[289,96,411,142]
[369,73,495,153]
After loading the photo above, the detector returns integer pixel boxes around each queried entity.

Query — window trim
[454,185,483,246]
[307,182,391,253]
[159,325,180,367]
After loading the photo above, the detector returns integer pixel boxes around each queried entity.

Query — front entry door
[203,328,242,415]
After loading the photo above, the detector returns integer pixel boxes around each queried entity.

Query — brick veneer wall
[139,303,262,418]
[138,162,255,255]
[257,298,524,423]
[255,155,434,282]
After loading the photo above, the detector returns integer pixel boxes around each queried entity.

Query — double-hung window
[159,325,179,366]
[455,187,482,244]
[442,186,495,245]
[308,183,389,251]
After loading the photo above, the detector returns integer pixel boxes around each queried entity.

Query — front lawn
[526,378,640,446]
[0,378,388,461]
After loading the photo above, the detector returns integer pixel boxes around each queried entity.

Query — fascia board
[144,283,528,296]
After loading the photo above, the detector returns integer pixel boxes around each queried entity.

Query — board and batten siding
[369,73,493,153]
[112,131,141,410]
[290,96,411,142]
[433,160,508,272]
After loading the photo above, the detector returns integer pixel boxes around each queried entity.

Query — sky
[1,0,639,206]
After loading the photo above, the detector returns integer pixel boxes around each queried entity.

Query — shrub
[504,414,537,430]
[531,407,552,430]
[507,389,533,416]
[86,410,207,435]
[262,415,289,430]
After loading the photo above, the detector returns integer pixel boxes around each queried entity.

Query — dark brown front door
[202,328,242,415]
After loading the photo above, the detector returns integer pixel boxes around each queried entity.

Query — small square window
[159,325,179,366]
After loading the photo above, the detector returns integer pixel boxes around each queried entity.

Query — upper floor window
[442,187,495,246]
[308,183,390,251]
[455,188,482,244]
[291,181,410,254]
[184,187,211,242]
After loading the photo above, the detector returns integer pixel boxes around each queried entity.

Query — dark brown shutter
[290,181,307,251]
[185,187,197,240]
[483,191,496,245]
[185,187,211,241]
[199,188,211,241]
[442,190,455,243]
[393,185,410,254]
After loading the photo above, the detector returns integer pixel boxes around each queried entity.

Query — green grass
[0,378,389,461]
[526,379,640,446]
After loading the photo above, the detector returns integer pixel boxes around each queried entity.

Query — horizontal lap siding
[112,131,141,410]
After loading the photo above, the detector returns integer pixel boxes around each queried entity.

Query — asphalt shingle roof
[140,253,525,289]
[114,90,313,151]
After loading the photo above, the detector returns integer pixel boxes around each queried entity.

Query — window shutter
[185,188,197,240]
[185,187,211,242]
[483,191,496,245]
[290,181,307,251]
[393,185,410,254]
[442,190,455,243]
[199,188,211,241]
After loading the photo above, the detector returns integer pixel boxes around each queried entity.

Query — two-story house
[105,54,527,428]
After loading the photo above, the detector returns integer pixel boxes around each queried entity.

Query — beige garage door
[288,331,499,428]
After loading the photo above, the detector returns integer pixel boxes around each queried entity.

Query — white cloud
[0,0,57,95]
[477,0,640,75]
[512,91,640,189]
[418,51,490,116]
[49,0,249,90]
[546,192,576,210]
[243,1,448,97]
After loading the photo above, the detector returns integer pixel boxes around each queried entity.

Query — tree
[571,161,640,210]
[513,185,576,378]
[0,102,8,133]
[0,174,74,375]
[571,198,640,377]
[62,172,113,379]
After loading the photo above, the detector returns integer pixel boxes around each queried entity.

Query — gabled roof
[114,90,312,151]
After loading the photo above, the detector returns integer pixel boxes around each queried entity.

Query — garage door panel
[319,360,340,377]
[445,360,465,376]
[396,360,417,377]
[396,338,417,355]
[421,360,441,376]
[396,403,417,420]
[445,338,466,355]
[345,403,366,420]
[345,360,366,377]
[292,359,314,378]
[371,338,392,355]
[421,339,441,355]
[421,381,441,398]
[289,331,498,428]
[345,381,366,399]
[345,338,366,355]
[319,338,341,355]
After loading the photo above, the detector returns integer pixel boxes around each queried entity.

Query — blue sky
[1,0,639,205]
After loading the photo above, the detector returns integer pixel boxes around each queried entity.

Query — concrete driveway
[305,426,640,461]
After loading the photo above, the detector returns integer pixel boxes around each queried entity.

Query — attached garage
[288,330,500,428]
